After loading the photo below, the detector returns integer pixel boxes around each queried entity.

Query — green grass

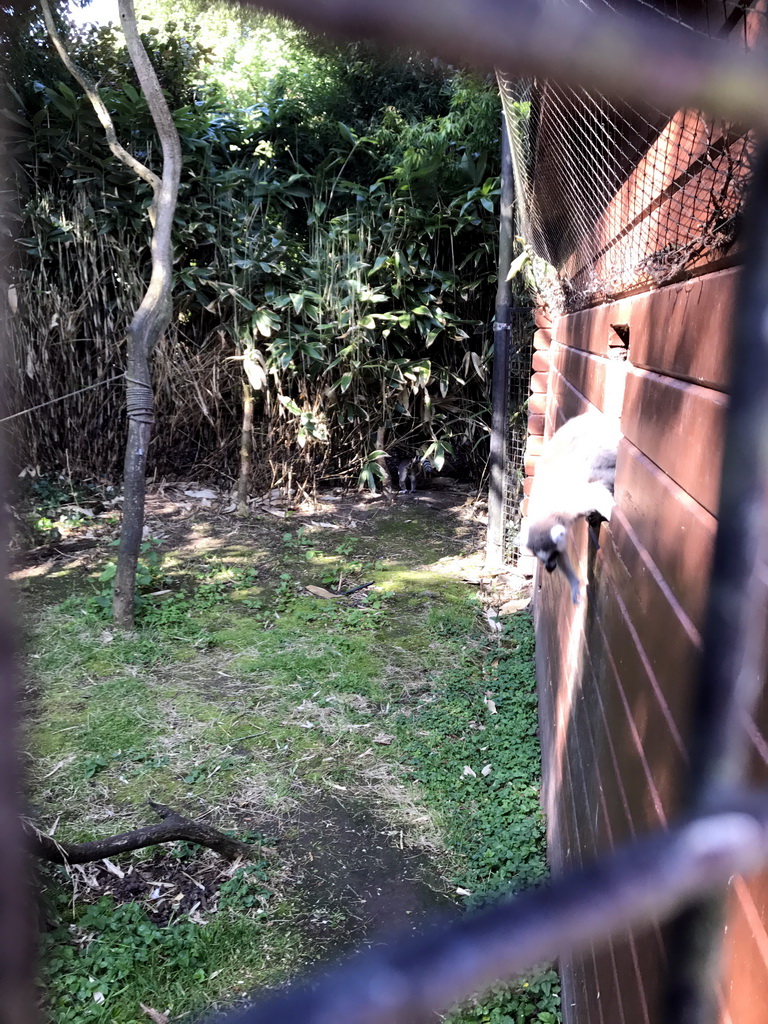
[22,500,560,1024]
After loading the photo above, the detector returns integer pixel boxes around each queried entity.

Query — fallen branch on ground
[26,800,252,864]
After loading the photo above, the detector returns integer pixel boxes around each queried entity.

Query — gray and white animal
[518,409,620,605]
[397,454,433,492]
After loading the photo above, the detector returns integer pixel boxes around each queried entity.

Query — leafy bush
[6,11,529,486]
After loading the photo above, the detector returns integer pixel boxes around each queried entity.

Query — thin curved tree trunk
[41,0,181,628]
[112,0,182,627]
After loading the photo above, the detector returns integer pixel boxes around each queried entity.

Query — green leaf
[278,396,302,416]
[338,121,356,145]
[253,310,273,338]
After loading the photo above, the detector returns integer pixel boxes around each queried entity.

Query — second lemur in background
[518,409,620,605]
[397,454,433,492]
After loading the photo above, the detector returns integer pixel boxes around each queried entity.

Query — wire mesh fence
[503,309,534,565]
[499,0,762,313]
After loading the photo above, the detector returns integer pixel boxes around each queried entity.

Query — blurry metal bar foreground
[240,0,768,133]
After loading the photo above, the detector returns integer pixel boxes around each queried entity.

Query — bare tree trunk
[236,379,254,517]
[112,0,182,627]
[41,0,182,628]
[375,425,392,496]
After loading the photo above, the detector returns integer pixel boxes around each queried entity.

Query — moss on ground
[20,494,559,1024]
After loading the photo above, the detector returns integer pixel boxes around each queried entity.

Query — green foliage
[218,861,273,913]
[27,501,554,1021]
[399,614,560,1021]
[40,892,208,1023]
[401,614,546,893]
[39,855,285,1024]
[7,12,520,484]
[453,972,561,1024]
[93,538,166,614]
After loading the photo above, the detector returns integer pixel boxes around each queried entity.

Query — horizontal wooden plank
[592,590,680,832]
[593,112,733,258]
[577,134,750,296]
[551,343,607,410]
[615,437,716,631]
[551,267,736,390]
[549,368,601,423]
[603,511,699,763]
[628,267,737,389]
[556,296,635,357]
[622,367,728,515]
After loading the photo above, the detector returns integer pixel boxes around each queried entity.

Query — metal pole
[486,112,514,568]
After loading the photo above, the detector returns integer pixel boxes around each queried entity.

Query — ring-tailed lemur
[518,409,620,604]
[397,454,433,492]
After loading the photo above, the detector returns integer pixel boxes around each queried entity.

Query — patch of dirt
[62,848,259,926]
[59,792,457,951]
[284,794,458,953]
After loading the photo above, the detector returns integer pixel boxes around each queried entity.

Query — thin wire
[0,373,125,424]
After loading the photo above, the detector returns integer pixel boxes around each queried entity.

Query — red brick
[534,306,552,328]
[530,371,549,394]
[532,350,551,372]
[527,413,545,436]
[525,435,544,459]
[528,393,547,415]
[533,328,552,350]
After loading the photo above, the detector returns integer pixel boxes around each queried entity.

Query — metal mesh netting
[498,0,762,313]
[503,309,535,563]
